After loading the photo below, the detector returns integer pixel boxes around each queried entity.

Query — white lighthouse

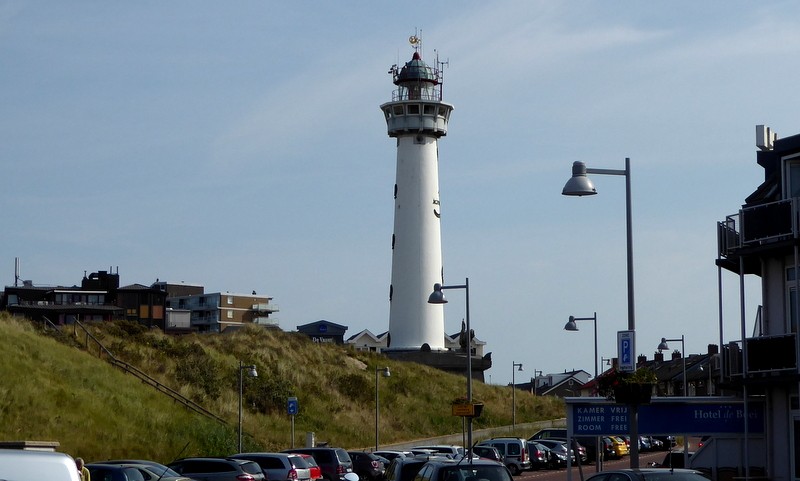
[380,39,454,352]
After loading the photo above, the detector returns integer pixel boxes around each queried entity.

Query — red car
[300,454,323,481]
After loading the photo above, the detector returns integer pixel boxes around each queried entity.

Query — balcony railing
[723,333,798,379]
[719,198,800,258]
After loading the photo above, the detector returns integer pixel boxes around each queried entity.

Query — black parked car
[384,456,430,481]
[527,442,550,470]
[411,459,513,481]
[92,460,190,480]
[86,464,147,481]
[167,457,266,481]
[347,452,385,481]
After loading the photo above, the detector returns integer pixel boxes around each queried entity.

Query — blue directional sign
[618,330,635,372]
[287,397,298,416]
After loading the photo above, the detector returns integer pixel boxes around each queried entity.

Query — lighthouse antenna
[435,50,448,99]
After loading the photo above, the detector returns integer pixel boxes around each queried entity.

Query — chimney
[637,354,647,366]
[672,350,682,361]
[654,351,664,362]
[708,344,719,355]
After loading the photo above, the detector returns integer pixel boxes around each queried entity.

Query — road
[516,451,668,481]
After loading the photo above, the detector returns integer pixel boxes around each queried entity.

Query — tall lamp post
[511,362,523,431]
[375,366,391,450]
[238,361,258,453]
[429,278,472,459]
[562,157,639,467]
[658,335,687,396]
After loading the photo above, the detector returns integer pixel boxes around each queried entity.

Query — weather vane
[409,30,422,53]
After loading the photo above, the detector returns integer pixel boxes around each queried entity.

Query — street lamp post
[238,361,258,453]
[658,335,689,467]
[429,278,473,460]
[658,335,687,396]
[564,312,600,472]
[563,313,598,381]
[563,157,639,467]
[512,362,523,431]
[375,366,391,450]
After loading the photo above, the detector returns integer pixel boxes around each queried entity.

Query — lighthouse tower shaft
[380,51,454,351]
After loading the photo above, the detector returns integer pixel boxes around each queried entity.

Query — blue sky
[2,1,797,386]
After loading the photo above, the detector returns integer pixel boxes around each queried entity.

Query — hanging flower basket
[596,367,657,404]
[612,383,653,404]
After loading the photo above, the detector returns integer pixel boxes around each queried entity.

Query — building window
[227,310,233,319]
[784,155,800,199]
[787,267,799,333]
[227,296,233,305]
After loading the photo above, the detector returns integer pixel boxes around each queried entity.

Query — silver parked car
[230,453,312,481]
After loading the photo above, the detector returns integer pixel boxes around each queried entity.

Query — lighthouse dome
[395,52,439,85]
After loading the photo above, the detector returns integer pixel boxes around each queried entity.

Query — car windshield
[122,467,147,481]
[438,466,512,481]
[292,456,310,469]
[241,461,263,475]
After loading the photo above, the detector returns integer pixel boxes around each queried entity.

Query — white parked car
[0,450,81,481]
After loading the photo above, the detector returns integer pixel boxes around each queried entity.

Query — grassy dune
[0,313,564,462]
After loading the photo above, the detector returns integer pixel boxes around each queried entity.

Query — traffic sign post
[288,397,298,447]
[618,330,635,372]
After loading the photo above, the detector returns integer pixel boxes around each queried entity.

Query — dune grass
[0,312,564,462]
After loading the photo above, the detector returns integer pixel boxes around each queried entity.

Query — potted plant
[596,367,657,404]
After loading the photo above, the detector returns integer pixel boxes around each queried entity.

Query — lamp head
[657,337,669,352]
[562,161,598,196]
[564,315,579,331]
[427,283,447,304]
[381,367,391,377]
[517,363,524,372]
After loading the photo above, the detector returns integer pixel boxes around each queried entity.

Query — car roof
[421,459,503,466]
[591,469,704,474]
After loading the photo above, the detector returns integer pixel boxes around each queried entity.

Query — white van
[476,438,530,475]
[0,450,80,481]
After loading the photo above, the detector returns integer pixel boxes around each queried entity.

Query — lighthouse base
[384,350,492,382]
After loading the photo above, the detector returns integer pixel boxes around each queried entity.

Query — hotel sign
[569,400,764,435]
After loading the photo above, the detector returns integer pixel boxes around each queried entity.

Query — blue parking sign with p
[287,397,298,415]
[618,330,635,372]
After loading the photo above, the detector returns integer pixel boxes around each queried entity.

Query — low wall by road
[377,418,567,451]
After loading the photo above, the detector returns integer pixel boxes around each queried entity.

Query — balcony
[717,198,800,273]
[251,303,279,314]
[723,334,799,386]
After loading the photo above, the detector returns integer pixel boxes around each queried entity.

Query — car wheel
[508,464,521,476]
